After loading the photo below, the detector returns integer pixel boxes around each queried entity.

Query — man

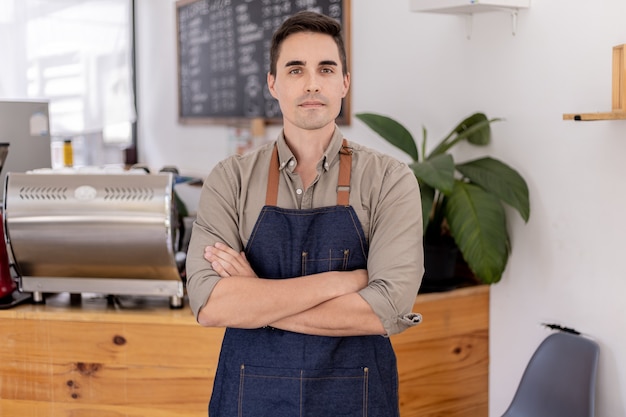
[186,10,424,417]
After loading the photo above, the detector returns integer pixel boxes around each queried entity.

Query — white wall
[136,1,626,415]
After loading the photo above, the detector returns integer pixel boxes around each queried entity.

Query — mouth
[299,99,325,109]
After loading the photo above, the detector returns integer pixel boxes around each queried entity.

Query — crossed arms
[198,242,386,336]
[185,147,423,337]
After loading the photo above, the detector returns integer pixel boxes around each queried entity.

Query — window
[0,0,136,166]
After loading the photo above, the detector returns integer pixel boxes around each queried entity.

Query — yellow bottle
[63,139,73,167]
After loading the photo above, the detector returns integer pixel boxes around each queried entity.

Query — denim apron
[208,140,400,417]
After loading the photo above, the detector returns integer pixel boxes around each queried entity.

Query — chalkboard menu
[176,0,351,125]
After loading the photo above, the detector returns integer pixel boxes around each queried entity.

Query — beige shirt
[186,127,424,336]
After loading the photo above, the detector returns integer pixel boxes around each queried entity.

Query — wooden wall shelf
[563,111,626,121]
[564,44,626,121]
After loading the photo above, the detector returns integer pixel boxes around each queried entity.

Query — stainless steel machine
[2,171,184,307]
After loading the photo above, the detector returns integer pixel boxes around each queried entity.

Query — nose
[305,73,320,93]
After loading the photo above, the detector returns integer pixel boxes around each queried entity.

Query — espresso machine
[3,170,184,308]
[0,143,32,308]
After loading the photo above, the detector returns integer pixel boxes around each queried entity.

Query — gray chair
[501,331,600,417]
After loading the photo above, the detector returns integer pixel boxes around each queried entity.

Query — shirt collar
[275,126,345,173]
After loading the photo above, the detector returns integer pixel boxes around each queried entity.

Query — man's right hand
[204,242,257,278]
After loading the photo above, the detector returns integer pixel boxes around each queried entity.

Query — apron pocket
[302,367,369,417]
[301,249,351,275]
[239,364,368,417]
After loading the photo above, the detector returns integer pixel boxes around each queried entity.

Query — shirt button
[289,160,295,167]
[324,162,329,170]
[296,188,303,195]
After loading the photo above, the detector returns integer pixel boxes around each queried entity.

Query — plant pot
[421,241,460,292]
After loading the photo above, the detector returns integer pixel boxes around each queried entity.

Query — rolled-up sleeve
[186,160,241,320]
[185,144,274,320]
[357,160,424,336]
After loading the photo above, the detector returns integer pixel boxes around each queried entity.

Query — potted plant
[355,112,530,284]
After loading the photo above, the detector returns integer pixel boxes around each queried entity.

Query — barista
[186,11,423,417]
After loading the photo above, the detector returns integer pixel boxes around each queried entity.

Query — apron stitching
[328,248,332,271]
[301,251,307,276]
[246,208,268,251]
[238,364,245,417]
[299,369,304,417]
[347,208,369,259]
[363,367,369,417]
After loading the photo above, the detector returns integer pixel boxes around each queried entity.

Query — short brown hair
[269,11,347,77]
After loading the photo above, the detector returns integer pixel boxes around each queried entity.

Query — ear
[267,72,278,99]
[341,72,350,98]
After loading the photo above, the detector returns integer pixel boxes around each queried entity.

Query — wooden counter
[0,285,489,417]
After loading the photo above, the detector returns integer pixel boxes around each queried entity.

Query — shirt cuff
[359,286,422,336]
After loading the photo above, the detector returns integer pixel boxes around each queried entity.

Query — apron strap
[266,144,280,206]
[265,138,353,206]
[337,139,352,206]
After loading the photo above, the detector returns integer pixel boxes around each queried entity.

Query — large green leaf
[452,113,492,146]
[418,181,435,231]
[428,113,498,157]
[445,181,510,284]
[456,157,530,222]
[410,153,455,194]
[355,113,418,161]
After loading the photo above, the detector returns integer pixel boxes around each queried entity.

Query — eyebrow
[284,60,339,67]
[285,60,305,67]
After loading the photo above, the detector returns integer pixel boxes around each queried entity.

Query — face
[267,31,350,133]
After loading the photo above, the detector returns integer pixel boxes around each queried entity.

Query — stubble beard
[293,106,340,131]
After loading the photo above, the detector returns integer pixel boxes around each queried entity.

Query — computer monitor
[0,100,52,200]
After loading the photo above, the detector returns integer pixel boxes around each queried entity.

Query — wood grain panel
[392,286,489,417]
[0,286,489,417]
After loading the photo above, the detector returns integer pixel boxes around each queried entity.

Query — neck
[283,124,335,163]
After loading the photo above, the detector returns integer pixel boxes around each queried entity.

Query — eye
[320,67,334,74]
[288,68,302,75]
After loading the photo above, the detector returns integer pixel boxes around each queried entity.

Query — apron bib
[209,141,399,417]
